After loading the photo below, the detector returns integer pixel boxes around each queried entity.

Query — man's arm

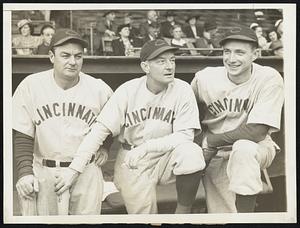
[207,122,270,148]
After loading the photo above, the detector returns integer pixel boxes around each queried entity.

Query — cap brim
[145,46,178,61]
[52,37,88,48]
[219,35,257,46]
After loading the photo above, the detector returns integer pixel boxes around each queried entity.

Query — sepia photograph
[3,3,296,224]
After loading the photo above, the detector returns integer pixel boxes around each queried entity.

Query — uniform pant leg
[113,148,158,214]
[69,163,103,215]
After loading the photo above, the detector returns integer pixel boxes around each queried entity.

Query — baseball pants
[31,161,103,215]
[202,136,277,213]
[113,142,206,214]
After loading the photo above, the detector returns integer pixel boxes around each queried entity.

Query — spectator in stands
[36,24,55,55]
[160,11,178,38]
[95,10,118,55]
[170,25,189,56]
[123,13,143,47]
[182,14,203,40]
[250,23,268,50]
[269,40,283,57]
[275,19,283,40]
[139,10,159,38]
[112,24,136,56]
[12,19,40,55]
[195,20,222,56]
[142,22,160,45]
[265,29,279,50]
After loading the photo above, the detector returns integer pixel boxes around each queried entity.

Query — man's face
[188,17,196,26]
[277,23,283,37]
[144,51,176,88]
[148,27,159,38]
[49,42,83,81]
[107,12,115,21]
[148,11,158,22]
[255,27,263,38]
[20,24,31,36]
[42,27,55,45]
[172,27,183,39]
[223,40,258,79]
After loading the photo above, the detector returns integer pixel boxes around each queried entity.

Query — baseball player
[13,29,113,215]
[56,39,206,214]
[191,26,284,213]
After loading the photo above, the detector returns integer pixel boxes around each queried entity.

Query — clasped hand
[123,144,147,169]
[54,167,79,195]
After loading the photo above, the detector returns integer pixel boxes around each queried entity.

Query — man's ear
[252,48,260,61]
[49,50,55,64]
[140,61,150,74]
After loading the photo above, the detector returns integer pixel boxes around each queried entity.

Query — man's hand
[124,144,147,169]
[54,168,79,195]
[16,175,39,200]
[95,148,109,167]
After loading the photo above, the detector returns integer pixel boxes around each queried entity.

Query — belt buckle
[56,160,60,167]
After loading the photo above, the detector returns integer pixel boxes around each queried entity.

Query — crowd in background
[12,10,284,57]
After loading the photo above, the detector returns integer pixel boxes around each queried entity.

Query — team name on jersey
[207,98,253,116]
[34,102,98,126]
[125,106,175,128]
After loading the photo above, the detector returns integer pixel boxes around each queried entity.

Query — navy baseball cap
[140,39,178,62]
[50,29,88,49]
[219,26,258,47]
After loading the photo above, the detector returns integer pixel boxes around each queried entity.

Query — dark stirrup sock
[176,171,203,207]
[236,194,257,212]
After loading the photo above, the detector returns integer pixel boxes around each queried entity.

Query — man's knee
[231,139,258,161]
[172,142,205,175]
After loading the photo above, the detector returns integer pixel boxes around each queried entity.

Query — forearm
[144,129,195,154]
[69,121,111,173]
[207,123,269,148]
[13,130,34,179]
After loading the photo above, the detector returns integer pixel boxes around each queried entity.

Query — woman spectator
[36,24,55,55]
[170,25,189,56]
[112,24,135,56]
[12,19,40,55]
[265,29,279,50]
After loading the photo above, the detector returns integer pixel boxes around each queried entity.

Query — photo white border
[3,3,297,224]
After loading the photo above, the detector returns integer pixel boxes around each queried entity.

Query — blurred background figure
[266,28,279,50]
[112,24,136,56]
[250,23,268,50]
[142,22,160,44]
[182,14,203,39]
[170,24,189,56]
[139,10,159,38]
[36,24,55,55]
[12,19,40,55]
[269,40,283,57]
[195,20,222,56]
[123,13,143,47]
[160,11,178,38]
[275,19,283,40]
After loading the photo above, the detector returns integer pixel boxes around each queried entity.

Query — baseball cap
[17,19,32,29]
[219,26,258,46]
[49,29,88,49]
[140,39,178,62]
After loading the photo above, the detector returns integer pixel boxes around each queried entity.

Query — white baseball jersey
[97,76,201,146]
[191,63,284,134]
[13,69,113,161]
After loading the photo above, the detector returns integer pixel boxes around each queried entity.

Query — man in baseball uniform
[191,26,284,213]
[56,39,206,214]
[13,29,113,215]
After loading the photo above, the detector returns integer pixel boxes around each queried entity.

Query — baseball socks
[236,194,257,212]
[175,171,203,214]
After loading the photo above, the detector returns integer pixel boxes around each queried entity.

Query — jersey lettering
[125,106,175,128]
[207,98,250,116]
[35,102,97,126]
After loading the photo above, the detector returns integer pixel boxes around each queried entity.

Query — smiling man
[191,26,284,213]
[13,29,113,215]
[56,39,206,214]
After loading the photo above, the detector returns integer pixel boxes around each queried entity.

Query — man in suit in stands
[139,10,159,39]
[160,11,179,38]
[141,22,161,45]
[182,15,203,40]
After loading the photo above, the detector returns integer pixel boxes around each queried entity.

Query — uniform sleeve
[173,85,201,132]
[12,80,35,137]
[97,86,127,136]
[247,77,284,133]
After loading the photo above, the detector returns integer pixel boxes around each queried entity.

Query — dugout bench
[11,55,285,214]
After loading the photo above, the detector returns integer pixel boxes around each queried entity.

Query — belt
[42,155,95,168]
[121,142,136,150]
